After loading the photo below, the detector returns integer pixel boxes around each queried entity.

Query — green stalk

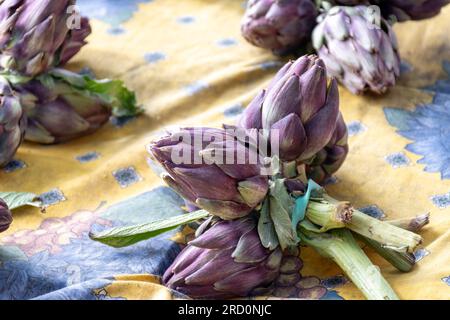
[306,199,353,232]
[299,225,399,300]
[356,234,416,272]
[356,216,428,272]
[316,195,423,253]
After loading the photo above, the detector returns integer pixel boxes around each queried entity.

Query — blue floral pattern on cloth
[144,52,166,64]
[430,192,450,209]
[442,276,450,286]
[358,205,386,219]
[385,152,411,168]
[78,0,153,27]
[347,120,367,137]
[112,167,143,188]
[384,61,450,179]
[76,152,100,163]
[2,160,26,173]
[0,187,184,300]
[177,16,196,24]
[39,188,66,206]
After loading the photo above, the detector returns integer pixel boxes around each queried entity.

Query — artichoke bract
[148,127,269,220]
[0,198,13,233]
[312,6,401,95]
[163,216,282,299]
[14,68,139,144]
[241,0,318,55]
[376,0,450,21]
[0,0,91,77]
[238,55,340,163]
[307,113,349,183]
[58,16,92,66]
[0,77,26,167]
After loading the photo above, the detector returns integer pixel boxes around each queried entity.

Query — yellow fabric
[1,0,449,300]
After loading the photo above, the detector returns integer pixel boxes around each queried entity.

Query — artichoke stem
[323,195,422,253]
[300,228,399,300]
[356,234,416,273]
[306,199,353,232]
[387,213,430,232]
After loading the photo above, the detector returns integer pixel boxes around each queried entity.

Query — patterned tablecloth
[0,0,449,300]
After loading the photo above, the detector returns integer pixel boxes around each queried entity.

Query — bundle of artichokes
[0,0,140,167]
[90,55,427,300]
[240,0,449,94]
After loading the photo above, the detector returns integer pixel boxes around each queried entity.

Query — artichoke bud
[312,5,401,95]
[13,68,139,144]
[148,127,269,220]
[163,216,282,299]
[0,0,91,77]
[238,55,340,164]
[241,0,318,55]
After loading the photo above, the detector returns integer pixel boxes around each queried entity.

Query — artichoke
[148,127,269,220]
[0,77,26,167]
[163,216,283,299]
[312,5,401,95]
[0,0,91,77]
[241,0,318,54]
[374,0,450,21]
[14,68,139,144]
[306,113,348,183]
[237,55,340,163]
[0,198,13,233]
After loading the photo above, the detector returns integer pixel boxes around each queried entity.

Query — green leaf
[49,68,143,117]
[83,76,142,117]
[0,192,43,210]
[268,179,298,250]
[257,198,279,250]
[90,210,210,248]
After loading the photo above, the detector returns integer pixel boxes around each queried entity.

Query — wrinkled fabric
[0,0,449,300]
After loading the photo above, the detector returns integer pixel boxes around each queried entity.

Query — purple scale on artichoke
[163,216,283,299]
[147,127,269,220]
[306,113,349,183]
[312,5,401,95]
[241,0,318,55]
[0,77,26,167]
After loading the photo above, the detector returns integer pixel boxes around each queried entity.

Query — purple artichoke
[312,5,401,95]
[148,127,269,220]
[374,0,449,21]
[163,216,282,299]
[0,198,13,233]
[0,0,91,77]
[306,113,348,183]
[0,77,26,167]
[241,0,318,54]
[15,68,139,144]
[237,55,340,163]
